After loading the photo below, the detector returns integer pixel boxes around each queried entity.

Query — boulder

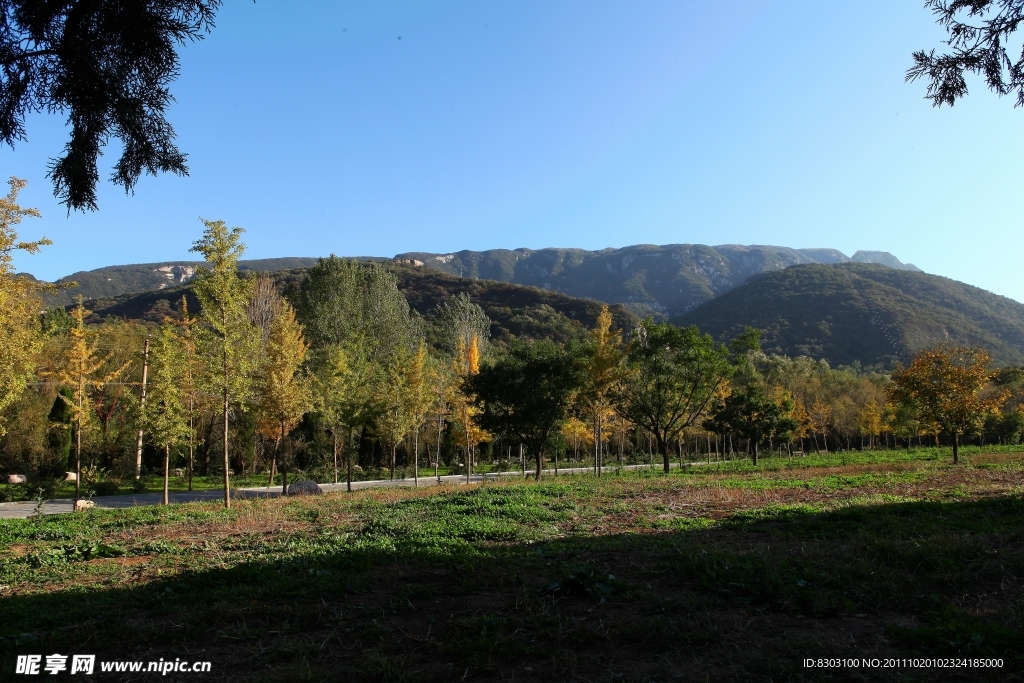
[287,479,322,496]
[6,474,26,484]
[74,500,94,511]
[65,472,77,482]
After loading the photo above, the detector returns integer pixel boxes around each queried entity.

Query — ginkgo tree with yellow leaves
[0,177,54,436]
[253,298,312,491]
[53,297,128,504]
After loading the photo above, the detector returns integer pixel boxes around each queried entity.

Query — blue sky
[5,1,1024,301]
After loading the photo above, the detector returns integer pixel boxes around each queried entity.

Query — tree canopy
[0,0,220,210]
[909,1,1024,108]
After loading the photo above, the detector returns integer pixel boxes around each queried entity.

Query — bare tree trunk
[188,401,194,491]
[163,444,170,505]
[222,383,231,509]
[658,434,671,473]
[952,431,960,464]
[414,426,419,487]
[347,427,353,493]
[268,436,280,487]
[135,338,150,481]
[333,431,338,485]
[752,439,759,466]
[535,448,543,480]
[75,390,83,505]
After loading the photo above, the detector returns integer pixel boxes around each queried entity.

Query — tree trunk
[535,448,543,481]
[658,435,671,473]
[163,444,170,505]
[135,338,150,480]
[75,391,83,505]
[222,387,230,509]
[268,436,280,487]
[188,406,194,492]
[414,426,419,487]
[752,439,759,466]
[333,431,338,485]
[952,431,960,464]
[347,428,353,493]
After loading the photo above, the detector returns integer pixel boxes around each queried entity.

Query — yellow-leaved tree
[889,346,1007,463]
[581,305,624,476]
[453,334,489,481]
[54,297,127,504]
[254,300,312,492]
[0,177,53,436]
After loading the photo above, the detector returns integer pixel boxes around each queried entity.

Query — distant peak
[850,250,922,272]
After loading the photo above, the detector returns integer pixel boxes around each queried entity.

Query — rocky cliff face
[395,244,919,318]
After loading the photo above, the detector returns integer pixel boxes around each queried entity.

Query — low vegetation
[2,447,1021,681]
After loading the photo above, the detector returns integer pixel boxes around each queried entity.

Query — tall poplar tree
[581,305,624,476]
[190,219,258,509]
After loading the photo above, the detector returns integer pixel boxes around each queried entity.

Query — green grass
[1,447,1022,681]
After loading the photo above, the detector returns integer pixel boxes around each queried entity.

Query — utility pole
[134,338,150,480]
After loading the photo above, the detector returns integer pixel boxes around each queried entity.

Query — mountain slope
[41,258,326,306]
[81,264,641,346]
[395,244,921,318]
[675,263,1024,367]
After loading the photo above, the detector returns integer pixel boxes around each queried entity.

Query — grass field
[1,447,1022,681]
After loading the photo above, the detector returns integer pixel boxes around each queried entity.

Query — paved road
[0,462,685,519]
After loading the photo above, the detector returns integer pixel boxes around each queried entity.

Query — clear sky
[5,1,1024,301]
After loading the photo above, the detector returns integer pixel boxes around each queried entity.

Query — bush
[92,481,121,497]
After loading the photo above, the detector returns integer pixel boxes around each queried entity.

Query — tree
[312,341,379,490]
[889,346,1007,463]
[253,300,312,491]
[580,305,624,476]
[177,297,204,491]
[0,1,220,210]
[148,321,191,504]
[52,297,125,504]
[468,339,583,480]
[704,384,798,465]
[613,321,732,473]
[296,256,413,359]
[190,219,258,508]
[434,292,490,356]
[452,334,488,480]
[908,1,1024,109]
[0,176,50,435]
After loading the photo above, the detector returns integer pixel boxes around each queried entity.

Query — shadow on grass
[2,489,1022,681]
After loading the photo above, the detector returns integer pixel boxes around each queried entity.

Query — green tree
[889,346,1007,463]
[190,219,258,508]
[468,339,583,480]
[312,341,379,490]
[296,256,413,359]
[0,1,221,210]
[704,384,798,465]
[148,321,191,504]
[613,321,732,473]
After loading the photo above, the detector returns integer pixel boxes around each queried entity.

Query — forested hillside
[395,244,921,318]
[35,244,920,317]
[676,263,1024,367]
[80,263,640,346]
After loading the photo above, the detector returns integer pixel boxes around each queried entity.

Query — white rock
[74,500,94,511]
[6,474,26,484]
[64,472,77,482]
[287,479,321,496]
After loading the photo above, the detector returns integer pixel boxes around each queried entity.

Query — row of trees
[1,179,1019,508]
